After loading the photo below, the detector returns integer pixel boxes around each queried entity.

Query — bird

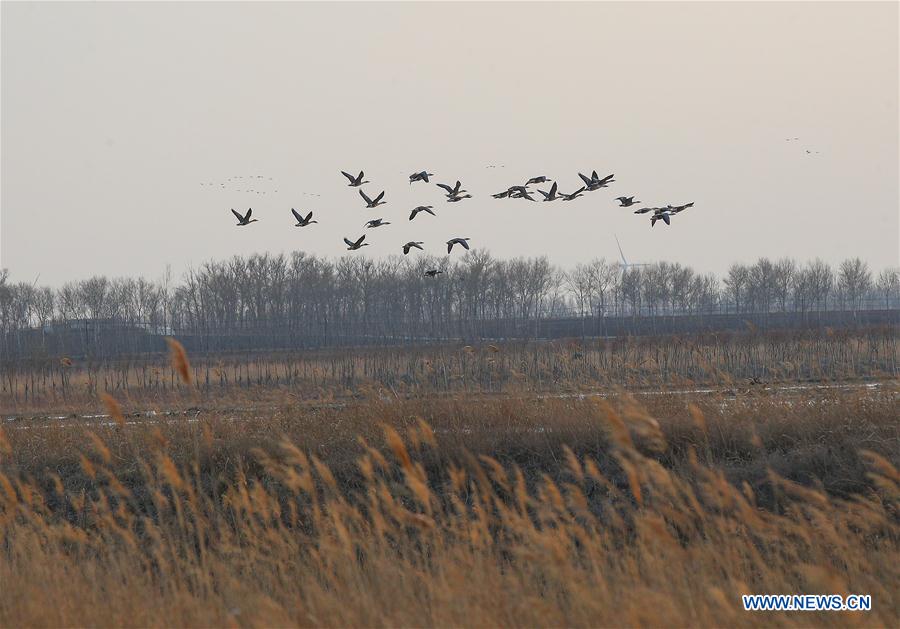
[651,212,672,227]
[615,196,640,207]
[291,209,318,227]
[409,205,436,220]
[424,269,444,277]
[341,170,369,187]
[511,189,536,201]
[667,202,694,214]
[526,176,550,185]
[409,171,434,184]
[559,187,586,201]
[359,189,387,208]
[344,235,369,250]
[437,181,466,196]
[506,185,529,195]
[492,190,512,199]
[402,241,424,255]
[365,218,391,228]
[538,182,560,201]
[633,207,657,215]
[579,171,615,191]
[446,237,471,253]
[447,193,472,203]
[231,208,258,226]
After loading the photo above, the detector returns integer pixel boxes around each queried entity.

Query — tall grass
[1,389,898,626]
[2,326,897,411]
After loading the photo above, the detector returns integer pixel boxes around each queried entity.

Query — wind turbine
[615,234,650,274]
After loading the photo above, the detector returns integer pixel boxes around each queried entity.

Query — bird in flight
[365,218,391,228]
[344,235,370,250]
[559,187,586,201]
[651,212,672,227]
[409,171,434,184]
[538,182,560,201]
[291,209,318,227]
[446,237,471,253]
[231,208,258,226]
[359,189,387,208]
[447,193,472,203]
[667,202,694,214]
[615,196,640,207]
[409,206,436,220]
[424,269,444,277]
[402,241,425,255]
[579,171,615,191]
[341,170,369,187]
[526,176,551,185]
[437,180,466,197]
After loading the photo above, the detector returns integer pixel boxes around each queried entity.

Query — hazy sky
[2,1,898,286]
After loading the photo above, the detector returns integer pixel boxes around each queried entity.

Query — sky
[2,1,898,286]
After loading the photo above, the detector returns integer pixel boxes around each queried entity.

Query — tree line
[1,253,898,358]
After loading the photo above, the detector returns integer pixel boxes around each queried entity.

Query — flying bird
[344,235,370,250]
[559,187,586,201]
[424,269,444,277]
[291,209,317,227]
[447,193,472,203]
[615,196,640,207]
[579,171,615,191]
[231,208,258,226]
[365,218,391,228]
[446,237,471,253]
[359,189,387,208]
[437,181,466,197]
[492,190,512,199]
[651,212,672,227]
[538,182,560,201]
[402,241,425,255]
[526,176,550,185]
[510,189,536,201]
[341,170,369,187]
[667,202,694,213]
[409,205,436,220]
[409,171,434,184]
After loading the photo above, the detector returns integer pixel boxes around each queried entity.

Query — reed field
[1,333,898,627]
[2,326,897,412]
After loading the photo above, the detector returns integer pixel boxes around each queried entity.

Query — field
[1,329,899,627]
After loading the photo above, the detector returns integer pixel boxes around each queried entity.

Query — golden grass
[1,385,898,627]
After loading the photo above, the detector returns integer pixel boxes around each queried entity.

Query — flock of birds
[227,168,695,274]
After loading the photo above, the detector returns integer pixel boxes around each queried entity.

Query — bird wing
[538,189,550,199]
[550,182,557,196]
[374,191,385,203]
[573,186,585,195]
[291,208,303,222]
[231,208,244,221]
[305,212,313,222]
[403,244,411,254]
[591,170,599,181]
[461,239,470,250]
[409,209,417,220]
[359,189,373,204]
[341,171,355,183]
[357,171,365,182]
[245,208,252,219]
[422,173,430,182]
[578,173,592,186]
[436,183,453,194]
[662,213,671,225]
[344,237,355,247]
[355,235,366,246]
[425,207,435,215]
[454,181,462,193]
